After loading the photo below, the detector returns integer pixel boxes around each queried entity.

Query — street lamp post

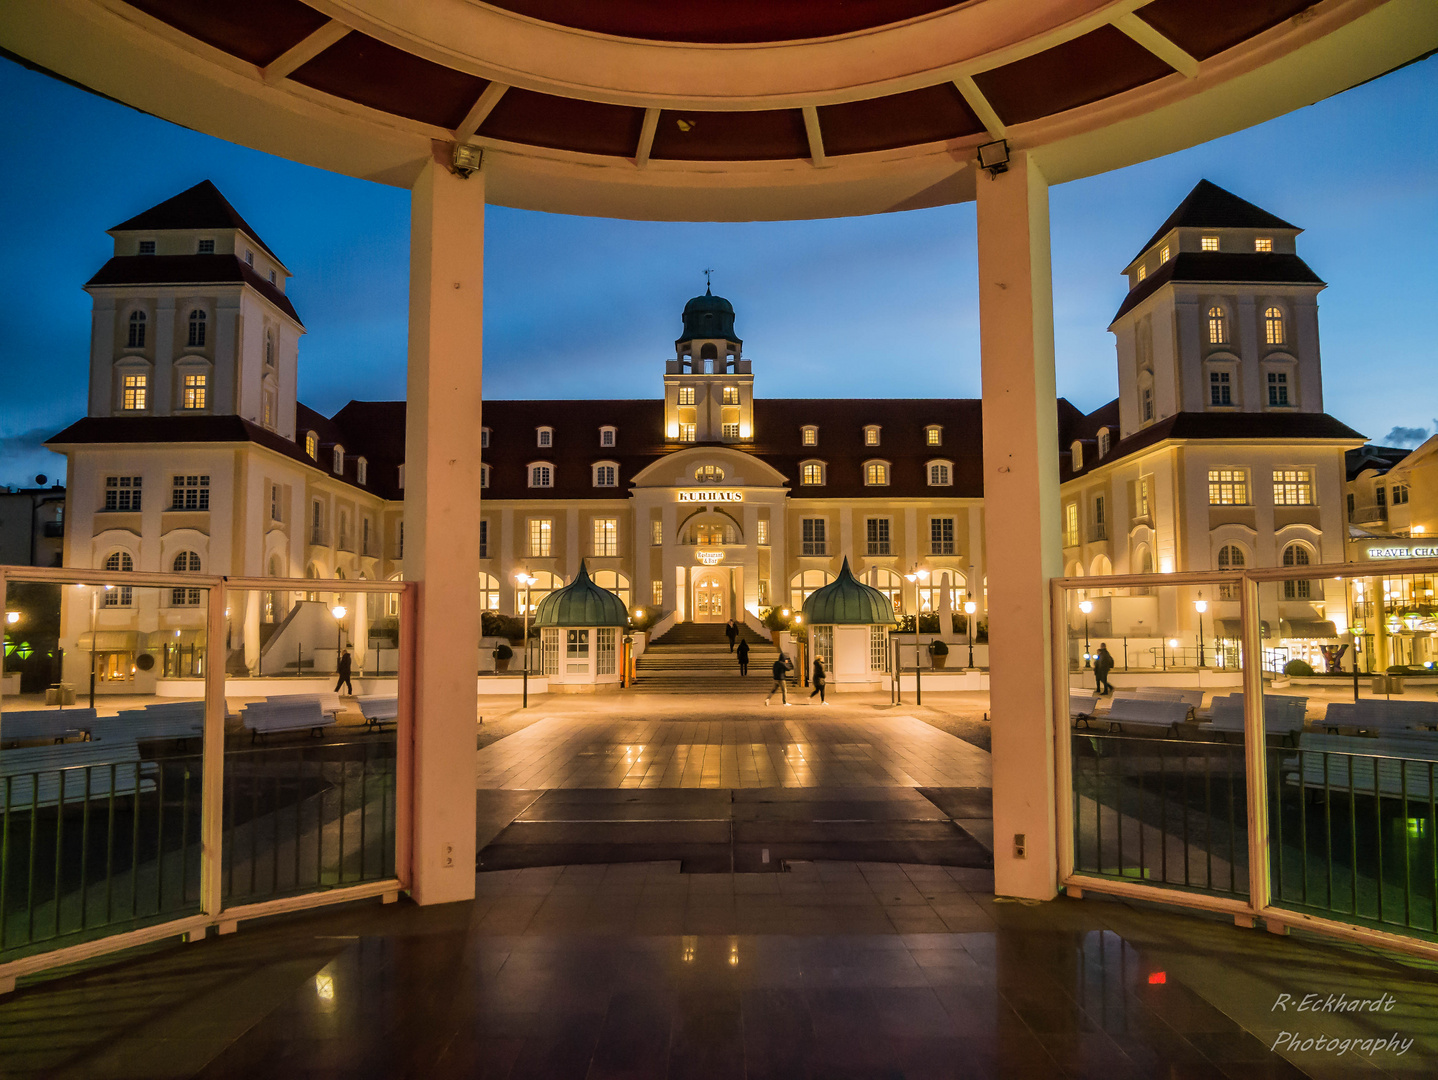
[1079,600,1093,668]
[516,572,536,708]
[964,599,977,669]
[1194,593,1207,669]
[331,603,347,667]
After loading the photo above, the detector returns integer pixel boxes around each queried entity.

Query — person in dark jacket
[725,619,739,652]
[810,657,828,704]
[764,653,793,705]
[335,647,354,695]
[1093,643,1114,696]
[736,638,750,676]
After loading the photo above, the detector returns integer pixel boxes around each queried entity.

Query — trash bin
[1371,674,1405,696]
[45,683,77,705]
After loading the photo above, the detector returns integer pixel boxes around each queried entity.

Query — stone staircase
[630,621,787,695]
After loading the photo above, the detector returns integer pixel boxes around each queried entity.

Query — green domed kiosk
[533,561,629,692]
[800,558,896,692]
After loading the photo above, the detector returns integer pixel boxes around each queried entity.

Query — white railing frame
[1053,556,1438,960]
[0,567,414,992]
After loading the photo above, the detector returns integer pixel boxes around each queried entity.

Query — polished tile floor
[4,862,1436,1078]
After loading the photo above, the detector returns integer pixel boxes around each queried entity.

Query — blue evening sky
[1,54,1434,486]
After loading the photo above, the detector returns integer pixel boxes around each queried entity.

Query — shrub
[1283,659,1315,677]
[928,639,950,656]
[493,642,513,661]
[482,611,528,642]
[760,606,794,632]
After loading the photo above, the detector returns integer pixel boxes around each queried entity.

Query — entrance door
[693,571,728,623]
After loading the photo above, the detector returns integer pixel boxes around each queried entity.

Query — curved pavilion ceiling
[4,0,1436,219]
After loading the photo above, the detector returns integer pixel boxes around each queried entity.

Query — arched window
[305,431,318,459]
[171,550,202,605]
[529,462,553,488]
[800,461,825,486]
[1264,306,1285,345]
[591,570,631,607]
[1207,306,1227,345]
[801,426,818,447]
[864,461,889,486]
[864,425,881,446]
[127,310,146,349]
[789,569,834,611]
[871,568,904,615]
[1217,543,1246,599]
[477,572,499,611]
[593,463,617,488]
[187,309,207,348]
[264,329,275,367]
[1282,543,1312,599]
[333,445,345,474]
[103,550,134,606]
[694,465,724,483]
[928,461,952,487]
[517,570,563,614]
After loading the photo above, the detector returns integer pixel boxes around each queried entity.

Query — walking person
[334,646,354,695]
[810,656,828,704]
[736,637,750,676]
[1093,643,1114,696]
[764,652,793,705]
[725,618,739,652]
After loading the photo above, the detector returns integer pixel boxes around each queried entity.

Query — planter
[495,658,510,673]
[930,654,948,670]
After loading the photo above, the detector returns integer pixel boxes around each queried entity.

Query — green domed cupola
[678,284,740,347]
[533,561,629,628]
[802,558,896,625]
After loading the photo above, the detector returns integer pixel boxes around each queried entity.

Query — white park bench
[1321,698,1438,735]
[0,708,98,746]
[241,696,338,741]
[356,696,399,731]
[1100,697,1191,736]
[1205,694,1307,741]
[1285,731,1438,801]
[1069,694,1099,727]
[1120,688,1205,717]
[95,700,206,746]
[0,738,155,809]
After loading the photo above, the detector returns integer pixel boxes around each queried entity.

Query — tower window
[1201,236,1218,251]
[1136,264,1146,283]
[1159,244,1170,263]
[1272,468,1314,506]
[1255,237,1273,252]
[679,424,696,443]
[265,330,275,367]
[103,476,142,512]
[1141,386,1154,422]
[721,422,740,439]
[170,474,210,511]
[138,240,155,255]
[1207,306,1227,345]
[245,250,254,265]
[182,373,207,409]
[722,387,739,405]
[187,309,206,348]
[678,387,695,405]
[122,373,148,411]
[1264,306,1285,345]
[197,239,214,254]
[1267,371,1290,407]
[1207,468,1249,505]
[127,310,146,349]
[1209,370,1231,406]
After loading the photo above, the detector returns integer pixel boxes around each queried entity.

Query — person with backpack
[810,656,828,704]
[764,652,793,705]
[736,637,750,676]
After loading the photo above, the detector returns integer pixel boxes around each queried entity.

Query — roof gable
[1135,179,1298,261]
[109,180,286,269]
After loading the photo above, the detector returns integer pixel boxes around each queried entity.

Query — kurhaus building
[48,179,1364,683]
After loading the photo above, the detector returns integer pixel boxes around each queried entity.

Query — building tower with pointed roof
[1110,179,1326,441]
[663,283,753,444]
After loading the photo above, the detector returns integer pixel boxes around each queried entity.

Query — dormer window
[1201,236,1219,251]
[197,239,215,254]
[480,427,490,449]
[356,457,368,486]
[138,240,156,255]
[268,270,276,284]
[1136,264,1147,283]
[536,427,553,448]
[333,446,345,475]
[801,425,818,447]
[305,431,318,459]
[800,460,825,486]
[480,464,490,489]
[1097,429,1111,458]
[528,462,553,488]
[1159,244,1170,263]
[1255,237,1273,252]
[864,425,881,446]
[927,460,952,487]
[925,426,942,446]
[864,461,889,486]
[264,329,275,367]
[593,462,618,487]
[1071,441,1083,472]
[599,426,616,447]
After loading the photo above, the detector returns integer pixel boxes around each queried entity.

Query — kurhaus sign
[678,490,742,502]
[1364,545,1438,560]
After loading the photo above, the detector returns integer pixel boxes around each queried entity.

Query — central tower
[663,286,753,443]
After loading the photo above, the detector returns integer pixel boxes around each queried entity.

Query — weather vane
[703,267,714,290]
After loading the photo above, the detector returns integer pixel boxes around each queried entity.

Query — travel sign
[1363,545,1438,560]
[678,490,742,502]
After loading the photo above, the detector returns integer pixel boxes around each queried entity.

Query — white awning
[1279,619,1340,641]
[1214,619,1270,638]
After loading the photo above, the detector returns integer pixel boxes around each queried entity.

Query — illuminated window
[864,461,889,486]
[801,426,818,446]
[1201,236,1219,251]
[722,387,739,405]
[183,373,207,409]
[121,373,148,410]
[652,580,663,604]
[1063,503,1079,547]
[1209,370,1231,406]
[651,519,663,546]
[1136,264,1147,283]
[1136,477,1150,518]
[1272,468,1314,506]
[801,518,826,555]
[1255,237,1273,252]
[1282,543,1311,599]
[1207,306,1227,345]
[529,518,552,557]
[1159,244,1170,263]
[187,309,206,348]
[305,431,318,458]
[695,465,724,483]
[1264,306,1285,345]
[594,464,617,487]
[931,517,955,555]
[1217,543,1245,599]
[127,310,146,348]
[864,425,881,446]
[170,475,210,510]
[679,424,696,443]
[926,426,942,446]
[678,387,695,405]
[801,462,824,486]
[593,518,618,557]
[866,517,890,556]
[722,422,740,439]
[1208,468,1249,505]
[529,463,552,488]
[1267,371,1290,407]
[103,476,142,512]
[756,519,769,546]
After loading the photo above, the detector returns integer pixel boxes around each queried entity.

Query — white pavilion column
[976,151,1062,900]
[404,154,485,906]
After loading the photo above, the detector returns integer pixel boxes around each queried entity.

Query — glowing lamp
[1194,599,1208,614]
[964,601,977,615]
[331,605,347,620]
[4,611,18,625]
[1078,601,1093,615]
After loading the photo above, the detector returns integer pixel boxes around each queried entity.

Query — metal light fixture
[977,139,1010,177]
[1194,593,1207,668]
[452,142,483,178]
[4,611,18,625]
[1078,599,1093,668]
[964,599,978,669]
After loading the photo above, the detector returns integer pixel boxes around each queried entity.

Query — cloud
[1383,424,1433,448]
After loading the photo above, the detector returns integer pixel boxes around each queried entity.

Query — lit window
[864,426,880,446]
[1063,503,1078,547]
[865,461,888,486]
[1282,543,1311,599]
[1217,544,1245,599]
[722,422,740,439]
[801,462,824,486]
[678,387,695,405]
[593,518,618,557]
[866,518,890,556]
[537,427,552,447]
[198,239,214,254]
[1272,468,1314,506]
[1201,236,1218,251]
[1267,371,1290,407]
[679,424,696,443]
[171,551,202,606]
[170,475,210,511]
[1209,370,1231,406]
[127,310,146,348]
[122,373,148,410]
[103,476,142,512]
[529,518,552,557]
[529,463,552,488]
[926,426,942,446]
[801,426,818,446]
[187,309,206,348]
[695,465,724,483]
[1208,468,1249,505]
[182,373,207,409]
[1255,237,1273,252]
[1264,306,1285,345]
[756,519,769,546]
[1136,264,1147,283]
[305,431,318,459]
[1159,244,1170,263]
[594,464,617,487]
[600,426,615,447]
[722,387,739,405]
[928,462,951,487]
[1207,306,1227,345]
[651,519,663,546]
[481,427,490,449]
[652,580,663,604]
[138,240,155,255]
[1136,478,1150,518]
[930,517,955,555]
[801,518,826,556]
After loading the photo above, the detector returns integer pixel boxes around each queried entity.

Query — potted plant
[493,641,513,672]
[928,639,949,670]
